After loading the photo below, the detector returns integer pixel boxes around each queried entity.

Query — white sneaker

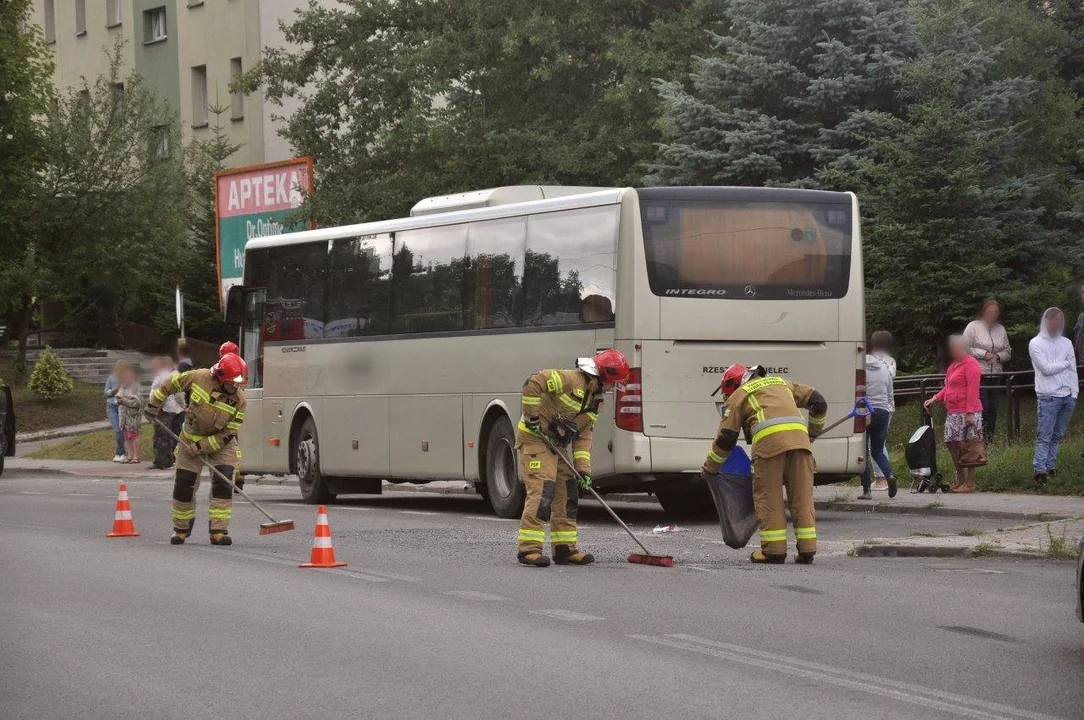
[872,478,889,491]
[113,455,127,463]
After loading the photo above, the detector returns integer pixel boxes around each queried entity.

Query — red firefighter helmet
[577,349,630,385]
[720,363,748,398]
[219,341,239,358]
[212,353,248,385]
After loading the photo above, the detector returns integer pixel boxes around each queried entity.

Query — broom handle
[547,441,653,556]
[818,397,874,436]
[151,416,279,524]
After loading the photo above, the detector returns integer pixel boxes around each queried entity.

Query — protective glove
[578,474,593,493]
[144,404,161,423]
[190,439,214,456]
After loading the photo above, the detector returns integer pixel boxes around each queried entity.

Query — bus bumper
[604,433,864,490]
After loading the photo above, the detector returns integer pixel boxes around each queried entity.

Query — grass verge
[885,400,1084,496]
[29,426,153,461]
[2,358,106,433]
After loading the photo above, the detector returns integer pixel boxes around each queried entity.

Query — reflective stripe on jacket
[516,368,603,475]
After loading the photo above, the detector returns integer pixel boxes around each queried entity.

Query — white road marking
[399,510,439,516]
[15,491,48,495]
[528,608,604,622]
[629,634,1059,720]
[683,565,713,573]
[466,515,515,522]
[186,546,392,583]
[442,590,509,602]
[66,493,96,497]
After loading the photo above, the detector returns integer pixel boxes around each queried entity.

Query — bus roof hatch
[409,186,615,217]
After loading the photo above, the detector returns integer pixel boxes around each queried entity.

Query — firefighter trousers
[171,442,239,534]
[517,440,580,554]
[752,448,816,556]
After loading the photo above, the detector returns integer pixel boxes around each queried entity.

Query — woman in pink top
[924,335,984,492]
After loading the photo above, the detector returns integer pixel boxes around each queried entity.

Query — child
[114,362,144,464]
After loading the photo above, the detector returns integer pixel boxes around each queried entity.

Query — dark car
[0,384,14,477]
[1077,532,1084,622]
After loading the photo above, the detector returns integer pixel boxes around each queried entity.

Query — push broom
[546,439,673,567]
[152,418,295,535]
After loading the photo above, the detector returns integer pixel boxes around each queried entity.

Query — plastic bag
[704,446,759,549]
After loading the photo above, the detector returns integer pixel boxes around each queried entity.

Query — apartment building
[30,0,327,167]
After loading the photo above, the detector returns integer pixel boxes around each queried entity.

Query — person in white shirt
[869,331,896,492]
[859,330,897,499]
[963,300,1011,439]
[1029,308,1079,486]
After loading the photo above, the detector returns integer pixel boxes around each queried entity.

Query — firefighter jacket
[516,369,605,475]
[702,376,827,475]
[149,369,246,455]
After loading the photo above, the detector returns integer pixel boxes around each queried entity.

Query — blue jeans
[862,408,894,492]
[1034,396,1076,473]
[106,403,124,456]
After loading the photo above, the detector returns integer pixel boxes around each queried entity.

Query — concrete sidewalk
[811,485,1084,521]
[15,420,111,444]
[852,517,1084,559]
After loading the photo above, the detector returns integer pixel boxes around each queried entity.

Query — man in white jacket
[1029,308,1079,485]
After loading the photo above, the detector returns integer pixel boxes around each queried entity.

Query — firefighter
[515,349,631,567]
[146,353,248,546]
[701,364,827,564]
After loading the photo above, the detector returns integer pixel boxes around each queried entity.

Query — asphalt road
[2,472,1082,720]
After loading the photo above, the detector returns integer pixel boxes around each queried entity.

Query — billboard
[214,157,314,305]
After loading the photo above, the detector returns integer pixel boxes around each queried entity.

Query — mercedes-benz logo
[744,285,756,297]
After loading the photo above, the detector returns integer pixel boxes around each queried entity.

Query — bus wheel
[295,416,335,504]
[654,483,717,519]
[485,416,524,518]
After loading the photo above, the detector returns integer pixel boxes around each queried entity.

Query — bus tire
[484,416,524,518]
[654,483,717,519]
[295,416,335,504]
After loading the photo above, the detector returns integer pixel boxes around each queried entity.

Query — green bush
[26,346,74,400]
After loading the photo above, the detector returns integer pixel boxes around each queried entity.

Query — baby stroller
[905,411,953,494]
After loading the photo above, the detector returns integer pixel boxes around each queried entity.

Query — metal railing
[893,366,1084,441]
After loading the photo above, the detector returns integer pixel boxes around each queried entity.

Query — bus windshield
[638,189,853,301]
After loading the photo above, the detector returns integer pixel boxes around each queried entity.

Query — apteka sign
[214,157,314,305]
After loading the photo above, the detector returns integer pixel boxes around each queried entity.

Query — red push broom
[549,441,673,567]
[152,417,295,535]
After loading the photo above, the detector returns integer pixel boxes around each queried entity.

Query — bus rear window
[640,198,852,300]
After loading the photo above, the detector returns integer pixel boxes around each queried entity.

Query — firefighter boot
[795,552,815,564]
[209,531,233,546]
[553,544,594,565]
[170,519,194,545]
[749,551,786,564]
[517,550,551,567]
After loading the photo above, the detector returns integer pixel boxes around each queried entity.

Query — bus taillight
[854,368,867,433]
[615,368,643,433]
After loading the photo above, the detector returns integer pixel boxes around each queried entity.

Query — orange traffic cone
[299,505,346,568]
[106,482,140,538]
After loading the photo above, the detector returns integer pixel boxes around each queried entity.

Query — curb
[15,423,111,443]
[816,500,1072,522]
[851,543,1073,560]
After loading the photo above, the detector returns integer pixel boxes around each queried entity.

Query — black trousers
[979,376,1001,439]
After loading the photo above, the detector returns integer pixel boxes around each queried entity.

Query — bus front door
[237,288,266,472]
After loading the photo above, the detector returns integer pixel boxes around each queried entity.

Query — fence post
[1004,375,1014,441]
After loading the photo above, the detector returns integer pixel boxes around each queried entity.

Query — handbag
[956,438,987,468]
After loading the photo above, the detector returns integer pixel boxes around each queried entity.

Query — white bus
[225,185,866,517]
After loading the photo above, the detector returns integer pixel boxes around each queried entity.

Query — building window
[230,57,244,120]
[75,0,87,36]
[44,0,56,43]
[153,125,170,158]
[143,6,167,44]
[107,0,122,27]
[187,0,205,7]
[191,65,208,128]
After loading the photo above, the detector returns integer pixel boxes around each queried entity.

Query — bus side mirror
[224,286,245,328]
